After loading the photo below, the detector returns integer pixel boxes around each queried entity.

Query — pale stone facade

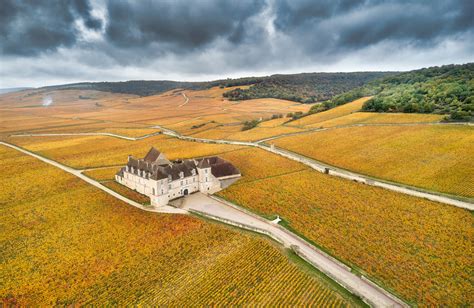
[115,147,240,206]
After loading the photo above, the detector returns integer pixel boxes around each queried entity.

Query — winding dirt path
[178,92,189,107]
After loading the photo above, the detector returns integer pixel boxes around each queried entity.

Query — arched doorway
[183,189,189,196]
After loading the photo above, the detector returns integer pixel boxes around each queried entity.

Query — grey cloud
[0,0,473,88]
[0,0,102,56]
[105,0,265,51]
[274,0,365,30]
[273,0,474,53]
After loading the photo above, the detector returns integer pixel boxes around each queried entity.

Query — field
[288,97,371,127]
[0,86,310,140]
[312,112,444,128]
[224,126,305,141]
[218,148,308,183]
[273,125,474,198]
[1,82,473,307]
[8,134,243,169]
[0,146,360,306]
[82,167,122,181]
[102,181,151,205]
[95,128,160,137]
[217,149,474,306]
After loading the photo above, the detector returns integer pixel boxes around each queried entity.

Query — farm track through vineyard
[9,121,473,209]
[1,144,360,306]
[0,142,405,307]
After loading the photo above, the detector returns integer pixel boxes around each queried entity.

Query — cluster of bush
[241,114,287,131]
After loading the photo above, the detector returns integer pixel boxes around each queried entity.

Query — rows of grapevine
[218,161,473,306]
[274,124,474,198]
[0,146,357,306]
[308,112,444,128]
[8,134,242,169]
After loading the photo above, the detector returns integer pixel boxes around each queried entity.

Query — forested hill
[42,80,209,97]
[320,63,473,121]
[222,72,393,103]
[40,72,392,100]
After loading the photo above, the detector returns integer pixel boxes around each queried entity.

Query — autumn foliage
[0,146,355,306]
[218,150,474,306]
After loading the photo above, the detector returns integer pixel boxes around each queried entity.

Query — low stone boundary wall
[188,209,284,245]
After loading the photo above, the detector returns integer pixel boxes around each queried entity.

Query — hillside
[33,72,392,101]
[318,63,473,121]
[222,72,392,103]
[42,80,208,97]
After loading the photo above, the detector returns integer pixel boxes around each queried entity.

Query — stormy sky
[1,0,473,88]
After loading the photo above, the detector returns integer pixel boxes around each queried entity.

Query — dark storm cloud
[105,0,264,51]
[0,0,101,56]
[273,0,474,52]
[1,0,473,88]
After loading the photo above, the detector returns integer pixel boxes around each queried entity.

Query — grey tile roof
[117,148,239,180]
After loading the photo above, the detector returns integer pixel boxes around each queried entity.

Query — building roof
[210,161,240,178]
[144,147,163,163]
[118,147,239,180]
[197,158,211,168]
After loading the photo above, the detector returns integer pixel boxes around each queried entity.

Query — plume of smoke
[42,96,53,106]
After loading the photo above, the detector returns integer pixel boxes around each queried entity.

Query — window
[205,169,208,174]
[193,178,195,182]
[180,181,183,185]
[205,177,208,182]
[168,184,171,189]
[152,188,155,195]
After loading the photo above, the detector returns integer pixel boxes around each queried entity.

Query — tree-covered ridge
[42,72,389,99]
[43,80,209,97]
[319,63,473,121]
[222,72,391,103]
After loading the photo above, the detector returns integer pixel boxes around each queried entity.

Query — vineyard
[218,147,307,183]
[82,167,122,181]
[218,166,474,306]
[287,97,371,127]
[225,125,304,141]
[312,112,444,128]
[273,124,474,198]
[102,181,151,205]
[0,145,360,306]
[0,84,309,141]
[95,127,161,137]
[7,134,243,169]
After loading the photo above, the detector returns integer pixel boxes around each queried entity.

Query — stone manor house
[115,147,241,206]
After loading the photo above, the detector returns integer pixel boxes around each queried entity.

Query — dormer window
[168,175,172,182]
[179,171,184,178]
[191,169,196,175]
